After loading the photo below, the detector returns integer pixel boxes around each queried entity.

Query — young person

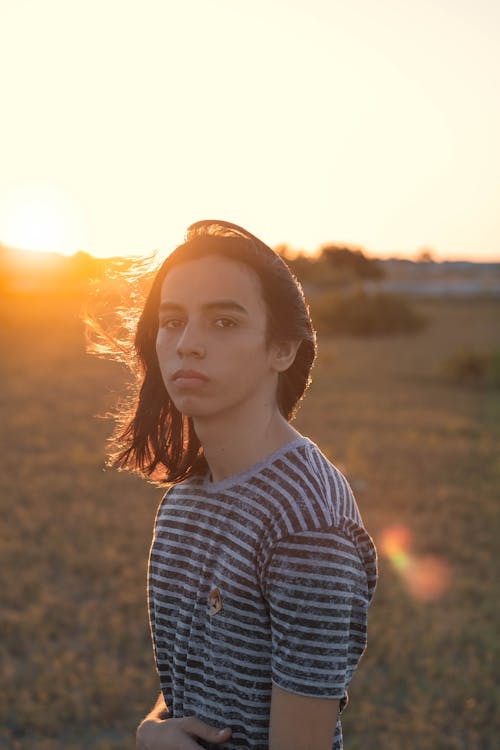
[97,220,377,750]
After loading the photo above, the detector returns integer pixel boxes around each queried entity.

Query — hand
[136,714,232,749]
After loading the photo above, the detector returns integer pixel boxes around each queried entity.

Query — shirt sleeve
[263,526,371,704]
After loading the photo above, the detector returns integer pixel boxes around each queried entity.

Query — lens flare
[404,555,451,602]
[381,525,411,568]
[380,524,451,601]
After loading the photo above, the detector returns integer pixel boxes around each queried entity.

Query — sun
[0,181,86,255]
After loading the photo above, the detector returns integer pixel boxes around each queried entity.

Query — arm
[269,684,339,750]
[264,528,371,750]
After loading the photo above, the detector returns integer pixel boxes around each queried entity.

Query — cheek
[156,330,173,352]
[223,341,272,382]
[155,333,173,370]
[155,335,162,362]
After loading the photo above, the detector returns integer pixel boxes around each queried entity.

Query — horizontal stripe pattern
[147,436,378,750]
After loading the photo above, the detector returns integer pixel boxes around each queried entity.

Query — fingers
[136,715,232,750]
[180,716,232,744]
[214,727,232,743]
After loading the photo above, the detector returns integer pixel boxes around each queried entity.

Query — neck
[193,398,302,484]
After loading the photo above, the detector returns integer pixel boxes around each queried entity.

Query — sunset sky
[0,0,499,261]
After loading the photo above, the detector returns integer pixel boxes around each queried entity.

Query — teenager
[96,220,377,750]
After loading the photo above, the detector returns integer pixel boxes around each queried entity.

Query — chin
[172,397,213,419]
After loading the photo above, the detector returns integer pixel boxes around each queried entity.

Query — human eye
[159,317,185,329]
[214,317,237,328]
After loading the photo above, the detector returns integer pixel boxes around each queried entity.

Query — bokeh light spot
[380,524,451,602]
[380,524,412,558]
[391,550,410,571]
[404,555,451,602]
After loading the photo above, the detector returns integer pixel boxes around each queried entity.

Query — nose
[175,321,206,358]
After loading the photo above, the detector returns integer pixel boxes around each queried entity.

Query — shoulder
[153,474,205,523]
[267,437,362,531]
[259,438,378,601]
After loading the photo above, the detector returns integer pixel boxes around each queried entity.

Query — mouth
[172,369,210,384]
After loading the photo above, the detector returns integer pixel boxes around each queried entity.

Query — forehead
[158,254,265,310]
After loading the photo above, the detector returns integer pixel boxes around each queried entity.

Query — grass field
[1,289,499,749]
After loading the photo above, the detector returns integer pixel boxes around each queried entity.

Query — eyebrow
[158,299,249,316]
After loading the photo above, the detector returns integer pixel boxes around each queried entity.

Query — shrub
[442,348,500,387]
[281,252,383,291]
[320,245,385,279]
[310,289,428,336]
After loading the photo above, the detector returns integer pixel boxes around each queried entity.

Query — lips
[172,369,209,382]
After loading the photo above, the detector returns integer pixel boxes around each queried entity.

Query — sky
[0,0,499,261]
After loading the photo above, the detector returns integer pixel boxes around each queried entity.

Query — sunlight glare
[0,182,86,255]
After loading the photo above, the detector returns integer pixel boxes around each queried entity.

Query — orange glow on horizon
[2,229,497,264]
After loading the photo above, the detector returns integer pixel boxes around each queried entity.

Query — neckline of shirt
[200,435,313,493]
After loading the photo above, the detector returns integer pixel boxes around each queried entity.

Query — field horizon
[2,239,499,267]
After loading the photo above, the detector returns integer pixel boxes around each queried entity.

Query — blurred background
[1,1,499,748]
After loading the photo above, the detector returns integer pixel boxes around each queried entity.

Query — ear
[271,340,302,373]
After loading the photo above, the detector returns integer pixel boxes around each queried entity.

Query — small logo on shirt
[209,587,223,616]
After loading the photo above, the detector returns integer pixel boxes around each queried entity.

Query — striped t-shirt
[147,435,378,750]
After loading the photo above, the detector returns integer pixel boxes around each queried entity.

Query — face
[155,254,291,422]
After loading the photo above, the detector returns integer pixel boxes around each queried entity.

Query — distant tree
[416,247,436,263]
[274,243,293,259]
[320,244,385,279]
[58,250,103,288]
[280,252,318,284]
[71,250,100,277]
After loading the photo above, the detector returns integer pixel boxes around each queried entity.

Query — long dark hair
[86,220,317,485]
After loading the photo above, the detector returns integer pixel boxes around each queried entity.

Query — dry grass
[1,291,499,749]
